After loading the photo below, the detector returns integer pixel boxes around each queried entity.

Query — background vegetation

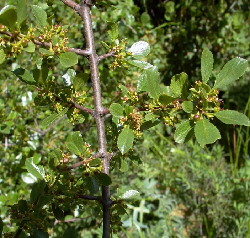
[0,0,249,237]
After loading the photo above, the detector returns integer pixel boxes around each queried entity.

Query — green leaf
[214,57,248,89]
[40,108,67,129]
[121,190,140,199]
[109,103,124,117]
[170,72,189,98]
[0,5,17,30]
[62,69,76,85]
[215,110,250,126]
[0,49,6,65]
[21,173,37,184]
[128,41,150,59]
[127,60,153,69]
[107,22,118,41]
[141,119,161,130]
[30,180,46,203]
[194,119,221,147]
[31,5,47,27]
[182,101,193,113]
[174,120,193,143]
[73,73,88,91]
[201,48,213,83]
[25,158,45,180]
[159,94,175,106]
[39,48,53,56]
[23,42,35,53]
[94,173,112,186]
[85,176,99,194]
[16,0,27,26]
[13,68,36,85]
[59,52,78,68]
[117,127,134,155]
[66,132,85,156]
[138,66,161,99]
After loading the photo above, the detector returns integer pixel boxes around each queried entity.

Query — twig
[77,194,100,201]
[60,0,81,12]
[0,32,90,56]
[98,50,116,62]
[33,39,90,56]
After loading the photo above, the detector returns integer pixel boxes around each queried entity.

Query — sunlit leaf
[31,5,47,27]
[59,52,78,68]
[40,108,67,129]
[66,132,85,156]
[174,120,193,143]
[16,0,27,26]
[25,158,45,180]
[127,60,153,69]
[121,190,140,199]
[117,127,134,155]
[109,103,124,117]
[128,41,150,59]
[215,110,250,126]
[194,119,221,147]
[182,101,193,113]
[170,72,189,98]
[214,57,248,89]
[201,48,213,83]
[137,66,161,99]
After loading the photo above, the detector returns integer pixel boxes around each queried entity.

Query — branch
[0,31,90,56]
[60,0,81,12]
[33,40,90,56]
[54,217,82,225]
[98,50,116,62]
[68,100,95,115]
[77,194,100,201]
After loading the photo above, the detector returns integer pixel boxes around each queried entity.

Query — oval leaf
[109,103,124,117]
[214,57,248,89]
[40,108,67,129]
[59,52,78,68]
[182,101,193,113]
[66,132,85,156]
[17,0,28,26]
[121,190,140,199]
[126,59,153,69]
[170,72,189,98]
[201,48,213,83]
[215,110,250,126]
[25,158,45,180]
[31,5,47,27]
[128,41,150,59]
[0,5,17,30]
[137,66,161,99]
[194,119,221,147]
[174,120,193,143]
[117,127,134,155]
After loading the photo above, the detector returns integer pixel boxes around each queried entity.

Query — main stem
[79,1,111,237]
